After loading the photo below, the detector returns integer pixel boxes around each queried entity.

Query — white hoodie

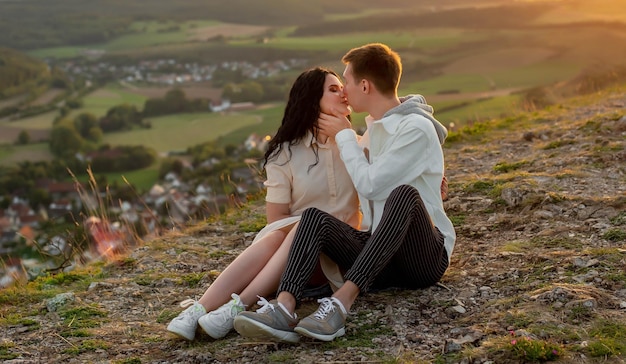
[335,94,456,260]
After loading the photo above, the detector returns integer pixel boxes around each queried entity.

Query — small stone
[45,292,75,312]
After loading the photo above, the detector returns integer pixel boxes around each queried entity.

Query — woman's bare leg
[197,229,286,311]
[237,223,300,305]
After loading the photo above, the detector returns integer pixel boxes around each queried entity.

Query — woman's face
[319,74,350,116]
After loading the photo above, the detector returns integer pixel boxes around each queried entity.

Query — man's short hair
[342,43,402,96]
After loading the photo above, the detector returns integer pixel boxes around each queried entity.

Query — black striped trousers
[277,184,449,300]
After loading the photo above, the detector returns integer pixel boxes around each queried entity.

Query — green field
[7,111,58,130]
[77,85,148,118]
[0,143,53,165]
[102,112,262,153]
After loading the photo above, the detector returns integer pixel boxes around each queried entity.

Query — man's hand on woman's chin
[318,110,352,138]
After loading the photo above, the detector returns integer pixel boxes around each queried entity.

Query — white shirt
[335,113,456,261]
[253,132,360,245]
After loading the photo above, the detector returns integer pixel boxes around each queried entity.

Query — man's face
[342,63,364,113]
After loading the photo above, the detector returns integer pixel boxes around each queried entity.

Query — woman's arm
[266,202,291,225]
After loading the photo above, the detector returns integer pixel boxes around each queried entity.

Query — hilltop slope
[1,88,625,363]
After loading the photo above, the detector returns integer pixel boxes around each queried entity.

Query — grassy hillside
[1,85,624,363]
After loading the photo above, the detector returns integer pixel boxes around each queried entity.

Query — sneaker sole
[233,315,300,343]
[198,317,230,340]
[166,323,195,341]
[294,326,345,342]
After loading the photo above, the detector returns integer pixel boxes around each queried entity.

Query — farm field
[0,143,53,165]
[77,86,149,118]
[0,113,54,144]
[101,112,262,154]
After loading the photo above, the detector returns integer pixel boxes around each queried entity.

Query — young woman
[166,67,360,341]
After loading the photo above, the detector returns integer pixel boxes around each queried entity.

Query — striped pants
[277,184,449,300]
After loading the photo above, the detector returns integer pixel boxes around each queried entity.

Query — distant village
[57,54,308,85]
[1,52,311,287]
[0,132,271,288]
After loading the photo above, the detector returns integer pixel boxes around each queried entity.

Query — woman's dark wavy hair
[263,67,342,172]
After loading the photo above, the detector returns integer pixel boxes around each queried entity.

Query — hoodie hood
[383,94,448,144]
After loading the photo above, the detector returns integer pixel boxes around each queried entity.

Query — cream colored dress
[252,132,360,290]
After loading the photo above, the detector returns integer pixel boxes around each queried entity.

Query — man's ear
[361,79,370,94]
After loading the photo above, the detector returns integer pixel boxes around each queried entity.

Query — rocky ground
[2,88,626,363]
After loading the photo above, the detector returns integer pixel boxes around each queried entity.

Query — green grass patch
[448,214,466,227]
[493,160,529,173]
[610,212,626,226]
[0,314,40,331]
[35,271,87,287]
[0,342,18,360]
[60,305,108,329]
[602,228,626,242]
[503,311,536,329]
[509,336,562,362]
[529,236,584,250]
[60,328,93,338]
[585,320,626,358]
[218,203,267,232]
[462,180,501,196]
[179,272,204,287]
[63,339,110,355]
[0,284,57,305]
[156,309,178,324]
[543,139,577,150]
[209,250,230,259]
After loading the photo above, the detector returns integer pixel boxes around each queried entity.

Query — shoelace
[313,298,335,320]
[228,294,245,316]
[179,299,195,308]
[255,296,275,313]
[174,299,201,320]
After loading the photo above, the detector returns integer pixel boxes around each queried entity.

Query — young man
[233,43,456,343]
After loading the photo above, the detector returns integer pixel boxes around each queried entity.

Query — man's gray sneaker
[233,296,300,343]
[166,299,206,340]
[294,297,347,341]
[198,293,246,339]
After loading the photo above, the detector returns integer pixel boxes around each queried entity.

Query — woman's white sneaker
[198,293,246,339]
[166,299,206,340]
